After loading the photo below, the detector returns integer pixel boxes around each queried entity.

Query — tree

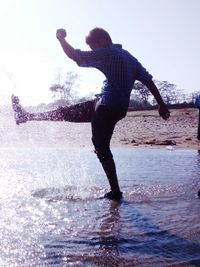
[133,81,151,103]
[49,83,65,100]
[49,71,79,104]
[154,80,178,105]
[130,81,152,109]
[130,79,185,109]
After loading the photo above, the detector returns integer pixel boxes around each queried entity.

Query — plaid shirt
[195,95,200,108]
[71,44,152,112]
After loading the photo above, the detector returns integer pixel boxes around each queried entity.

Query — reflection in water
[0,148,200,266]
[95,201,137,267]
[42,199,200,266]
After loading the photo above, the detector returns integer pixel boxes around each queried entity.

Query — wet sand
[0,107,199,149]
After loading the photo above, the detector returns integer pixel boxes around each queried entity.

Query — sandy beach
[0,106,199,150]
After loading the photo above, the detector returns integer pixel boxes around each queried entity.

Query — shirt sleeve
[136,60,153,84]
[70,48,110,68]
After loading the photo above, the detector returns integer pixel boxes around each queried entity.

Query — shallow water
[0,147,200,267]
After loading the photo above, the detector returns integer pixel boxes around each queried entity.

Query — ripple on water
[0,148,199,266]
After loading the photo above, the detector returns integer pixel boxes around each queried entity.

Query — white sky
[0,0,200,105]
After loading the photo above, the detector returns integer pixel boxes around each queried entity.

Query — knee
[94,149,113,163]
[91,137,113,163]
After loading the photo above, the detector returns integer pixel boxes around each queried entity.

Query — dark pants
[91,105,125,162]
[61,100,95,122]
[61,100,126,161]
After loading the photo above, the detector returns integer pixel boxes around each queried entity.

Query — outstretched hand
[56,29,67,40]
[158,104,170,120]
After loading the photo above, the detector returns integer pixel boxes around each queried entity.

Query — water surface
[0,148,200,266]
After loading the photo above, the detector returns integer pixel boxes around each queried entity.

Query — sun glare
[0,0,16,15]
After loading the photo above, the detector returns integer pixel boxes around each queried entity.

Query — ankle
[112,189,122,196]
[104,191,123,200]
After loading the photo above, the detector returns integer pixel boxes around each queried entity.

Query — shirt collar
[111,44,122,49]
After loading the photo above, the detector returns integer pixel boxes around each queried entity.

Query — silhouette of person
[11,27,170,200]
[195,94,200,140]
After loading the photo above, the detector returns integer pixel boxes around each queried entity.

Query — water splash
[0,140,200,266]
